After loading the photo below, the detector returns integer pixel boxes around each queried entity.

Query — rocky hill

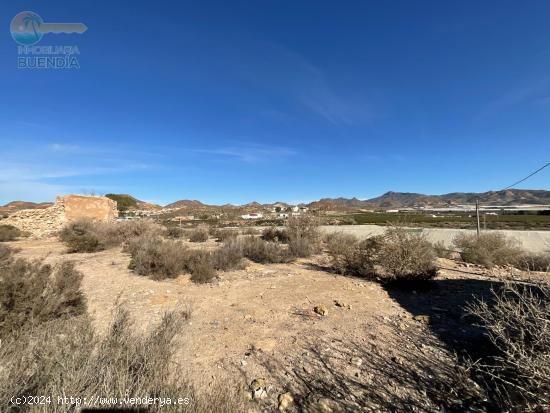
[0,201,53,216]
[105,194,161,212]
[308,189,550,210]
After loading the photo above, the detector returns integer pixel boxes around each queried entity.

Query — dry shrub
[0,224,21,242]
[453,232,523,268]
[212,238,246,271]
[242,227,259,235]
[286,215,321,257]
[241,235,293,263]
[213,228,239,242]
[0,308,245,413]
[326,232,360,273]
[376,228,437,282]
[432,240,453,259]
[113,219,164,241]
[188,253,216,284]
[261,227,289,243]
[60,219,165,253]
[166,225,185,239]
[0,244,14,262]
[327,227,437,282]
[468,283,550,410]
[0,259,85,337]
[517,252,550,272]
[128,235,185,280]
[189,225,209,243]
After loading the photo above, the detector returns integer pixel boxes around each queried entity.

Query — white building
[241,212,263,220]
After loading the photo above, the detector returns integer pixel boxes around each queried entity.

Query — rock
[253,388,268,400]
[250,378,266,391]
[334,300,352,310]
[350,356,363,367]
[314,304,328,316]
[316,398,337,412]
[413,314,430,323]
[278,392,293,410]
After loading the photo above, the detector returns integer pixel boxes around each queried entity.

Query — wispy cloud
[192,143,296,162]
[481,77,550,116]
[280,48,376,125]
[0,142,154,203]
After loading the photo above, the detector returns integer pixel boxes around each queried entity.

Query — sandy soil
[6,237,549,412]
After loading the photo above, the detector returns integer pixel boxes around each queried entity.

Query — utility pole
[476,198,481,237]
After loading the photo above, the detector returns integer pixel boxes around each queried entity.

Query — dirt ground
[7,237,549,412]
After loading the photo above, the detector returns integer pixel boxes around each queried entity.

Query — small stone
[249,378,266,391]
[350,356,363,367]
[413,314,430,323]
[278,392,293,410]
[253,388,268,400]
[314,304,328,316]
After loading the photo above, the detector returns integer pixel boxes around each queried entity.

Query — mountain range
[2,189,549,215]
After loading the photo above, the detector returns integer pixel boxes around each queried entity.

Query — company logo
[11,11,87,69]
[10,11,87,45]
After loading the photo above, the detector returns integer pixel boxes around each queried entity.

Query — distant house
[241,212,263,220]
[277,212,289,219]
[291,206,309,215]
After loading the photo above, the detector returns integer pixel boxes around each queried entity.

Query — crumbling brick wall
[1,195,118,238]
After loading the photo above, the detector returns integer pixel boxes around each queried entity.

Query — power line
[501,161,550,191]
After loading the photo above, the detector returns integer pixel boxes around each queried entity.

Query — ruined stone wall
[1,195,118,238]
[61,195,118,222]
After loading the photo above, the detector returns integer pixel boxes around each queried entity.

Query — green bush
[453,232,523,267]
[0,224,21,242]
[105,193,138,212]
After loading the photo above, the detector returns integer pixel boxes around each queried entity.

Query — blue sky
[1,1,549,205]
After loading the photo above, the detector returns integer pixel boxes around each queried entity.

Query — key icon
[11,11,87,46]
